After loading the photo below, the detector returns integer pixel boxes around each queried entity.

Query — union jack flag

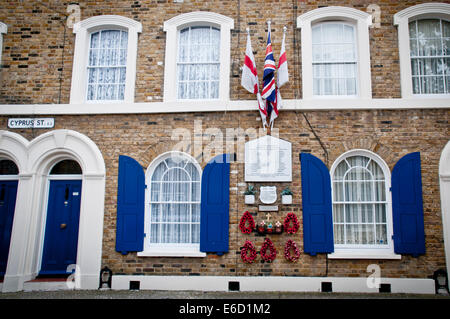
[261,26,276,103]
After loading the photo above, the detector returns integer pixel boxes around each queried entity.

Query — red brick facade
[0,1,449,287]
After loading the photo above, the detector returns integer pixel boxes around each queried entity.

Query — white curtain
[87,30,128,101]
[409,19,450,94]
[312,23,357,96]
[177,26,220,99]
[332,156,388,246]
[150,157,201,244]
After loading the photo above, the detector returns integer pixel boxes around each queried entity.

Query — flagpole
[266,20,271,136]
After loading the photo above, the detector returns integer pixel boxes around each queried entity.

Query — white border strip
[0,98,449,115]
[111,275,435,294]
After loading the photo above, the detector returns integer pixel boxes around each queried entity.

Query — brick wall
[1,107,448,278]
[0,1,449,280]
[2,0,448,104]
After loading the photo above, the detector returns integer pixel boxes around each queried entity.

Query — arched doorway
[0,130,105,292]
[439,141,450,291]
[40,160,83,276]
[0,160,19,277]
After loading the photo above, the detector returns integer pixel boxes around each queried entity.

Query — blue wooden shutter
[392,152,425,257]
[115,155,145,255]
[200,154,230,255]
[300,153,334,255]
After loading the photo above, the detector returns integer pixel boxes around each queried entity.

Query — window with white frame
[163,11,234,103]
[87,30,128,101]
[177,26,220,99]
[70,15,141,104]
[330,150,397,259]
[409,19,450,94]
[141,152,203,257]
[394,2,450,98]
[297,6,372,100]
[312,22,358,96]
[0,22,7,67]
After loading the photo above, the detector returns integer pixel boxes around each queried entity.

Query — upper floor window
[297,6,372,99]
[394,2,450,98]
[312,22,357,96]
[87,30,128,101]
[71,15,142,104]
[177,26,220,99]
[163,11,234,103]
[0,22,7,67]
[409,19,450,95]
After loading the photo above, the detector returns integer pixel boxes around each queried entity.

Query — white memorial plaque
[245,135,292,182]
[259,186,277,204]
[258,205,279,212]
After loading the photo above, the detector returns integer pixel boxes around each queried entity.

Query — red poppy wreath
[284,239,300,262]
[260,238,276,262]
[241,240,257,263]
[239,211,255,234]
[283,212,300,234]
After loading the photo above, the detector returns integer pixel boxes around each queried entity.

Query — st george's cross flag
[277,27,289,89]
[241,30,267,127]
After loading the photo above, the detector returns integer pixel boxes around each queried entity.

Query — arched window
[0,160,18,175]
[143,152,202,256]
[330,150,395,257]
[49,160,82,175]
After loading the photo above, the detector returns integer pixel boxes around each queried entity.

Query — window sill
[328,250,401,260]
[137,251,206,258]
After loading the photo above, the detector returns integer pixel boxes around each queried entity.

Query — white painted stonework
[0,130,105,292]
[439,140,450,292]
[111,275,435,294]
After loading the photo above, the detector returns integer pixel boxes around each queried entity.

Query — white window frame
[297,6,373,100]
[311,21,359,97]
[138,151,205,257]
[328,149,400,260]
[394,2,450,99]
[162,11,234,103]
[70,15,142,104]
[0,22,7,67]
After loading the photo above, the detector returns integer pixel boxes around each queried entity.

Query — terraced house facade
[0,0,449,294]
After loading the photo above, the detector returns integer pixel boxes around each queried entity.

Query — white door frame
[439,140,450,291]
[0,130,105,292]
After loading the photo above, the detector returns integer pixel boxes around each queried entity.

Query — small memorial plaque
[259,186,277,204]
[258,205,279,212]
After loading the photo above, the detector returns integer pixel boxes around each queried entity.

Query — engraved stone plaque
[245,135,292,182]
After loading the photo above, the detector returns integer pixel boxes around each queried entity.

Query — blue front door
[40,180,82,275]
[0,181,18,276]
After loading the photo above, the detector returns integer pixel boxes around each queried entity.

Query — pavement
[0,289,449,299]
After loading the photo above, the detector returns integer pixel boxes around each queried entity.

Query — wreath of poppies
[239,211,255,234]
[284,239,300,262]
[283,212,300,234]
[260,238,277,262]
[241,240,257,263]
